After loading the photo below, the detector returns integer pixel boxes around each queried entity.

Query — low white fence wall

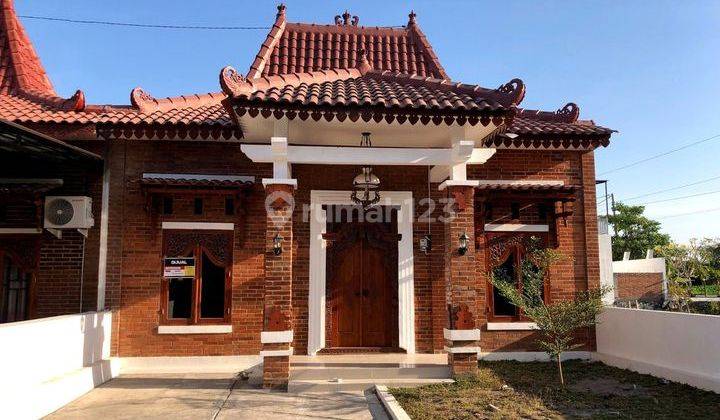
[595,307,720,393]
[0,311,117,419]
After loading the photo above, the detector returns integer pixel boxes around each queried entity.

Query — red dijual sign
[163,257,195,278]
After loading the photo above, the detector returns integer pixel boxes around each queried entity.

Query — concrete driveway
[46,374,388,419]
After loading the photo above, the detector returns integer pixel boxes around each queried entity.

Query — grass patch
[390,361,720,419]
[691,284,719,297]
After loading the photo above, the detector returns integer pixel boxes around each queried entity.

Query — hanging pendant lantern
[351,132,381,208]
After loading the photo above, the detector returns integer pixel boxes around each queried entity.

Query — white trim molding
[476,180,564,186]
[161,222,234,231]
[157,325,232,334]
[261,330,293,344]
[260,348,294,357]
[486,322,538,331]
[444,346,481,354]
[443,328,480,341]
[261,178,298,187]
[484,224,549,233]
[438,180,480,190]
[308,190,415,355]
[0,228,42,235]
[241,144,495,166]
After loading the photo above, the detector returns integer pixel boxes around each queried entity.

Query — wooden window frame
[0,243,37,324]
[160,230,232,325]
[486,232,551,322]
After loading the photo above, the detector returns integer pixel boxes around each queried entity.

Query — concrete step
[288,377,454,393]
[290,364,451,381]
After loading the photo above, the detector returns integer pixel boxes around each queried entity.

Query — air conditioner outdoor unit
[44,196,94,237]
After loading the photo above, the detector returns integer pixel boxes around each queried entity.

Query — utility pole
[595,179,610,217]
[610,193,617,236]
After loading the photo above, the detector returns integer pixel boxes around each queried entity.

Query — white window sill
[487,322,538,331]
[158,325,232,334]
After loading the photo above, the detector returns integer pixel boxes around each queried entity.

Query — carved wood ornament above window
[163,231,232,267]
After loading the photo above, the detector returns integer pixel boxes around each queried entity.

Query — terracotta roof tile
[475,183,578,193]
[0,0,55,95]
[221,66,526,119]
[139,177,253,189]
[248,5,448,80]
[0,92,233,126]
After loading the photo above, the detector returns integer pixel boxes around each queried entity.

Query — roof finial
[335,10,359,26]
[408,10,417,26]
[276,3,286,19]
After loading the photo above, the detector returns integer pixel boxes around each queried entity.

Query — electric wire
[621,175,720,202]
[19,14,406,30]
[599,132,720,176]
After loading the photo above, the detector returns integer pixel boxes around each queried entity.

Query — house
[0,1,613,389]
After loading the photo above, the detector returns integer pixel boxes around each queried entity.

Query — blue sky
[17,0,720,242]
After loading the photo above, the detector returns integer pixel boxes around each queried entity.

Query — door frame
[308,190,414,355]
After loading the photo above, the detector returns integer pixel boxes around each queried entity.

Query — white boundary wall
[594,307,720,393]
[0,311,118,419]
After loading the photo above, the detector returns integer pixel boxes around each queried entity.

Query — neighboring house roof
[247,5,448,80]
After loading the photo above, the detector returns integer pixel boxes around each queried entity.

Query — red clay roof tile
[0,0,55,95]
[247,5,449,80]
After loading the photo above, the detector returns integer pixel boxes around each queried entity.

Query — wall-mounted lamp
[273,233,283,256]
[458,232,470,256]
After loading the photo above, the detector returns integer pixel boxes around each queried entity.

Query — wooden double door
[325,210,399,349]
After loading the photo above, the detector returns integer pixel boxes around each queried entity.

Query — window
[510,203,520,220]
[0,253,32,323]
[162,197,174,215]
[487,233,549,321]
[161,231,232,324]
[537,203,547,222]
[225,197,235,216]
[194,198,203,215]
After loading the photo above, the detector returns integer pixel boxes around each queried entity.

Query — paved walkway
[46,374,388,419]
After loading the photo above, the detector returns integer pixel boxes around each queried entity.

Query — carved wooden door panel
[329,241,363,347]
[326,215,399,348]
[361,244,393,347]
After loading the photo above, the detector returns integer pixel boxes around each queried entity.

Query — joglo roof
[0,1,613,147]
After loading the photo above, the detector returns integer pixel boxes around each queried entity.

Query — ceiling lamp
[351,132,381,209]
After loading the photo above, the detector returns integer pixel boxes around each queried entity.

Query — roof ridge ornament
[220,66,249,97]
[496,78,526,106]
[130,87,158,113]
[335,10,359,26]
[408,10,417,26]
[556,102,580,123]
[276,3,286,20]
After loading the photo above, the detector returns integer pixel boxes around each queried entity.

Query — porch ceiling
[0,119,101,163]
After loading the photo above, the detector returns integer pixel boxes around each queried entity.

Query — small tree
[609,202,670,261]
[491,241,609,386]
[656,240,716,309]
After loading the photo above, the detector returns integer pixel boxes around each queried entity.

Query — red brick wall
[468,149,597,352]
[61,139,600,357]
[615,272,663,302]
[107,141,271,356]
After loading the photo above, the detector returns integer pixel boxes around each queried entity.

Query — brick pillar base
[262,343,291,390]
[449,353,478,375]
